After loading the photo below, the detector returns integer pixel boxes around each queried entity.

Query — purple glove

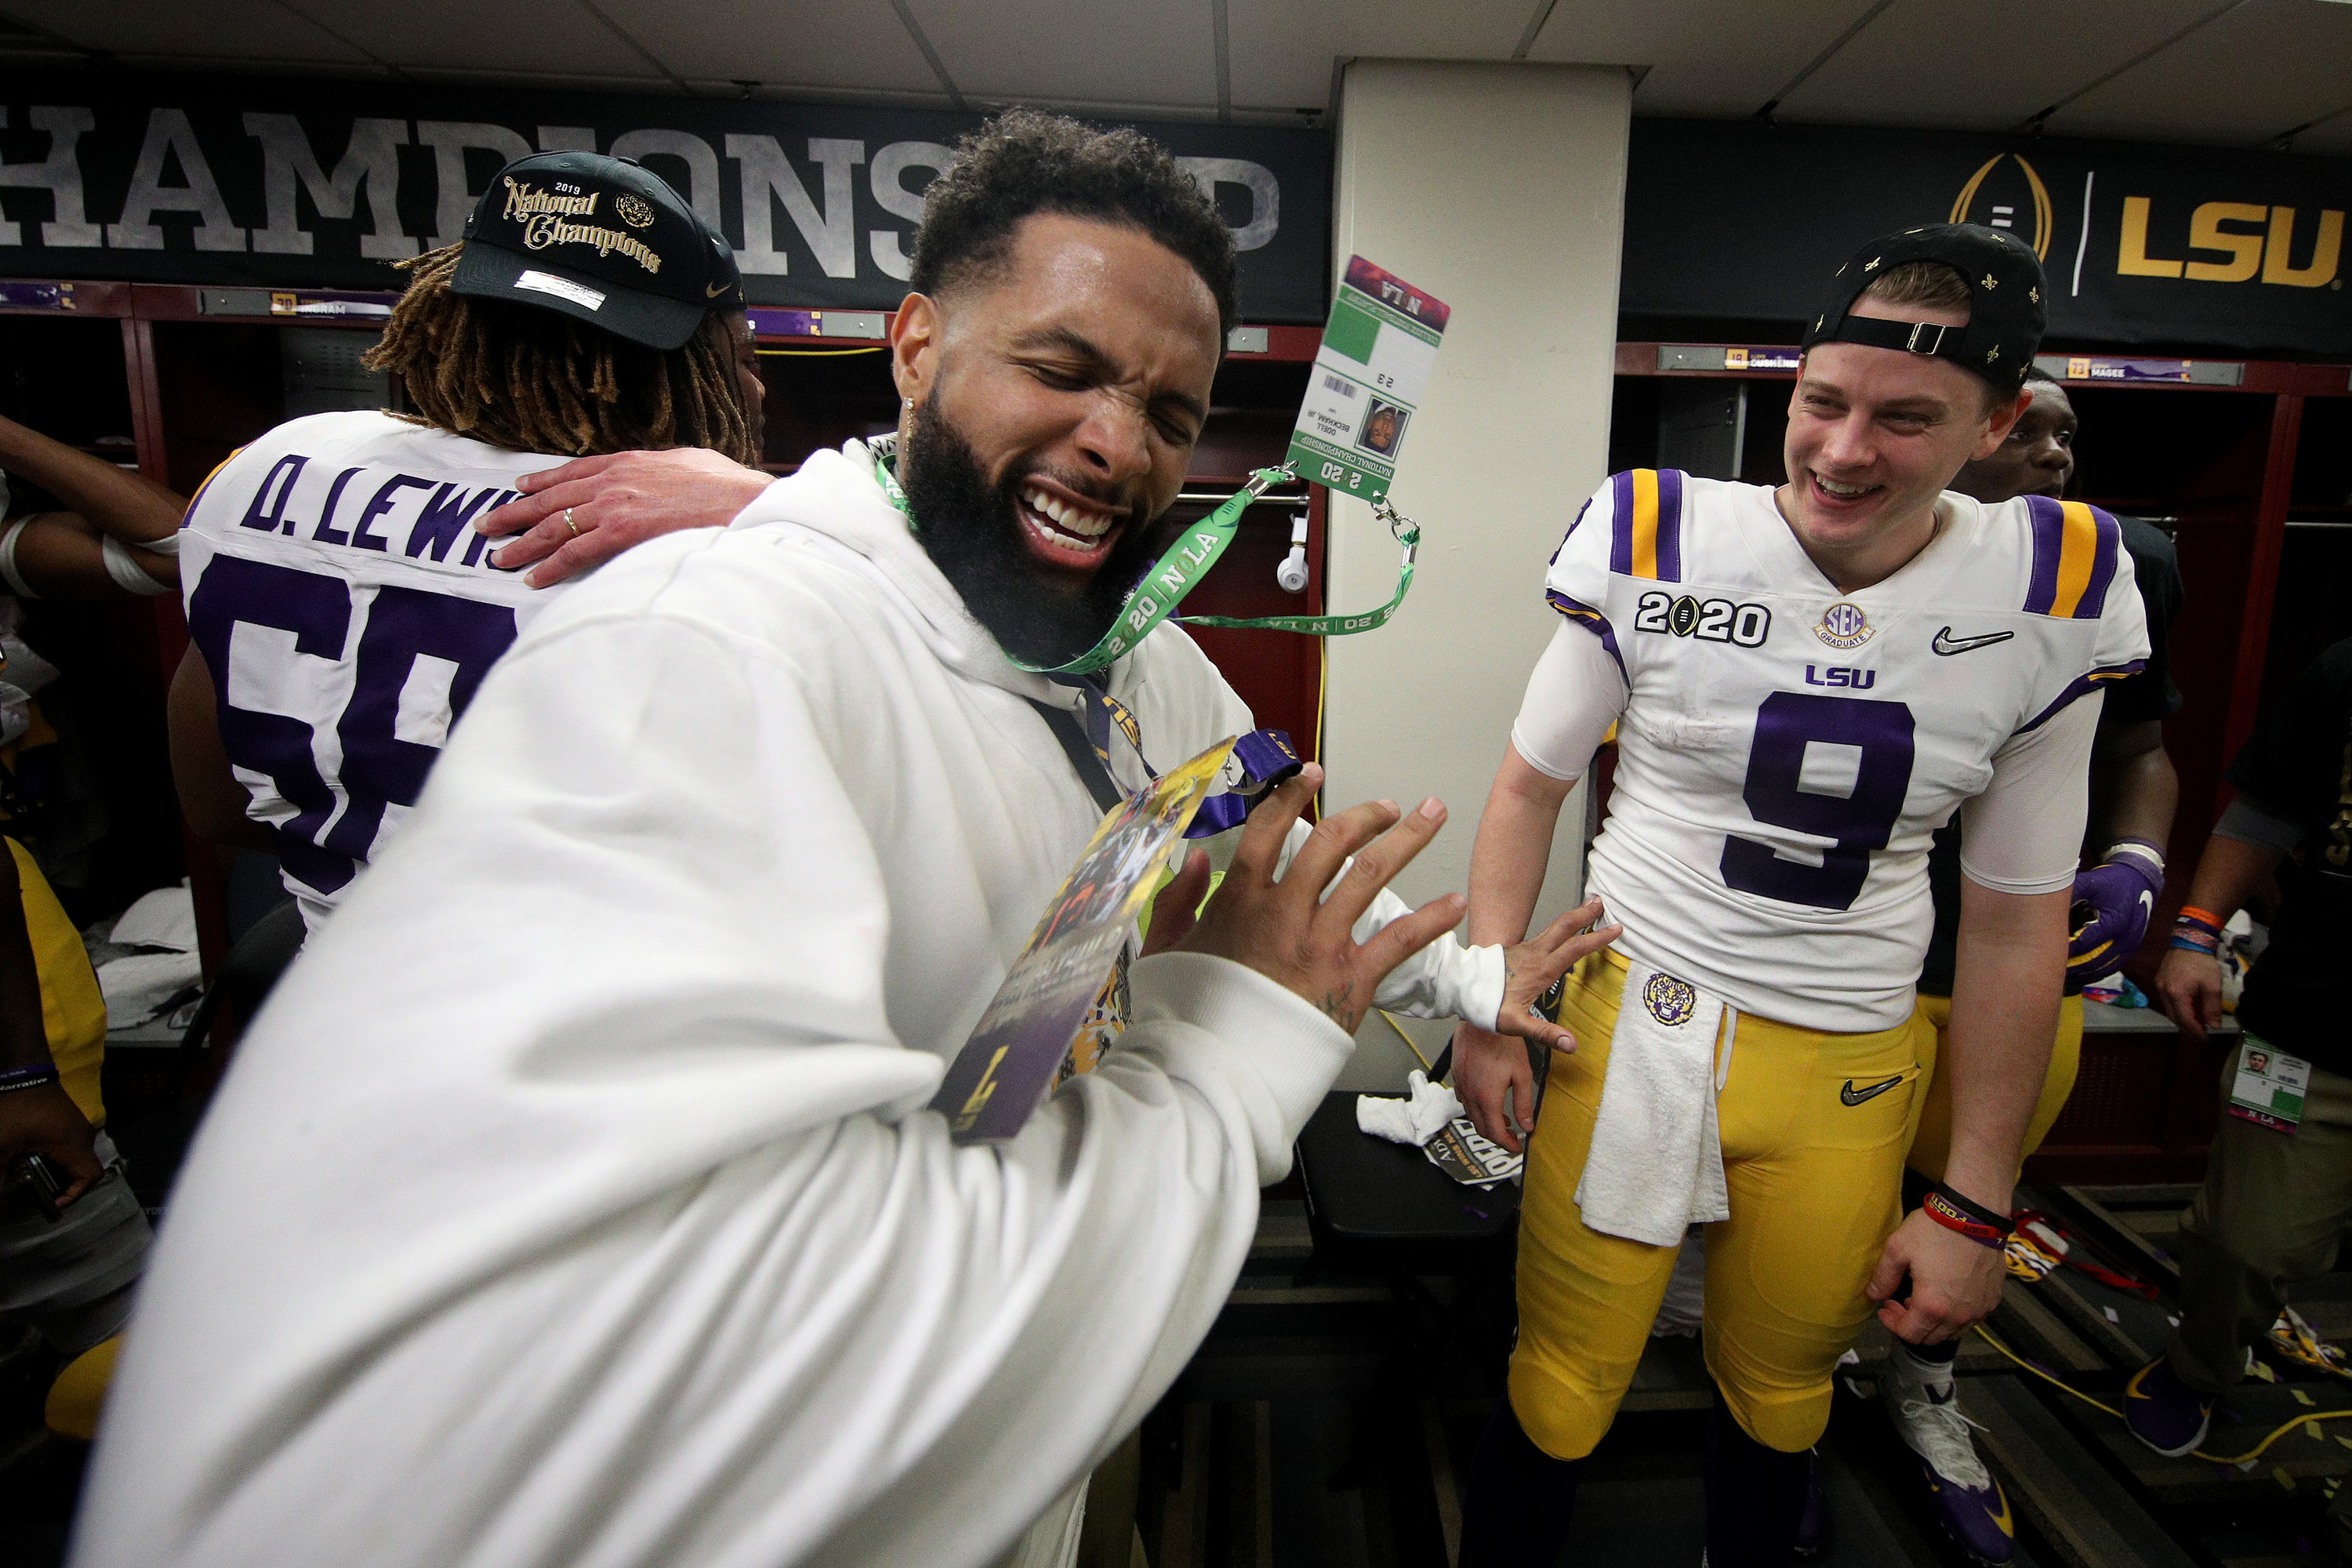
[2065,837,2166,995]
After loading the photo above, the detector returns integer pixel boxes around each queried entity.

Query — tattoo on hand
[1320,988,1351,1025]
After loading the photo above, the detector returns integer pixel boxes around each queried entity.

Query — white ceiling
[5,0,2349,155]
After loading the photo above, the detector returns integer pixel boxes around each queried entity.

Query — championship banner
[0,70,1330,322]
[1624,119,2352,358]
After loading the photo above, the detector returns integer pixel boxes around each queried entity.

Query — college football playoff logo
[614,193,655,229]
[1950,153,2053,260]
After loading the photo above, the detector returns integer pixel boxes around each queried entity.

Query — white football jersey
[180,412,576,931]
[1544,470,2151,1032]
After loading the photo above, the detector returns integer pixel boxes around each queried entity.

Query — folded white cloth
[108,880,198,953]
[96,949,202,1026]
[1573,963,1737,1247]
[1356,1070,1462,1146]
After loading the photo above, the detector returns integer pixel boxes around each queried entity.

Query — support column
[1324,60,1629,967]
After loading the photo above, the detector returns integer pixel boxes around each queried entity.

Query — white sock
[1890,1341,1956,1389]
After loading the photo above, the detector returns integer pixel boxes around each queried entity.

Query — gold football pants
[1508,952,1935,1458]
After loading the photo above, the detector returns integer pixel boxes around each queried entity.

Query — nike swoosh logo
[1932,626,2016,656]
[706,281,731,298]
[1840,1074,1904,1106]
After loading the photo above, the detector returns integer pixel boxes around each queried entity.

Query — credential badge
[1642,972,1698,1027]
[1813,602,1874,651]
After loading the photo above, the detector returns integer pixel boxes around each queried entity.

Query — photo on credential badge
[929,739,1237,1145]
[1287,256,1450,503]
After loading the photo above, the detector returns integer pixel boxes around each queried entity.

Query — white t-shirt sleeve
[1510,621,1629,784]
[1957,692,2100,895]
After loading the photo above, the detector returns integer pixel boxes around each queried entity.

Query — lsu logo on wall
[2116,197,2343,289]
[1951,153,2054,259]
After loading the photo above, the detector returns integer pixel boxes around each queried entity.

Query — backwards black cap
[451,151,744,351]
[1800,223,2046,394]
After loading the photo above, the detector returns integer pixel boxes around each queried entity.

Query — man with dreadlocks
[165,151,762,934]
[78,112,1605,1568]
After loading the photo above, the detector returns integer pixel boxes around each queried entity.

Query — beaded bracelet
[1922,1185,2016,1250]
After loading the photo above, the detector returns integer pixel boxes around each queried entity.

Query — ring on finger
[563,507,581,539]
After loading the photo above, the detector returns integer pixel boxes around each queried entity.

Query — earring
[903,397,913,409]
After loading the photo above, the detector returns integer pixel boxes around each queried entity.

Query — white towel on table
[1573,963,1737,1247]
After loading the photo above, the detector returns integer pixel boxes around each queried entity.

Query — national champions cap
[1800,223,2046,394]
[450,151,744,351]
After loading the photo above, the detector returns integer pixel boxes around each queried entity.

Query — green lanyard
[869,439,1419,676]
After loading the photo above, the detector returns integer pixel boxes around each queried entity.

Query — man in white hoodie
[74,111,1606,1568]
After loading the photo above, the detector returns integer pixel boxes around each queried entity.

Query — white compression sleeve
[1957,695,2102,895]
[0,520,33,598]
[1508,622,1630,783]
[100,534,172,596]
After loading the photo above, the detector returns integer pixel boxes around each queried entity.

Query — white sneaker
[1881,1346,2016,1566]
[1880,1348,1991,1488]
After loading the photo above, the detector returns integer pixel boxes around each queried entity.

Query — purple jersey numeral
[187,557,519,900]
[1719,691,1916,911]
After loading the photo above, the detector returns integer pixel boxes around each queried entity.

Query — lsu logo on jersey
[1813,601,1875,651]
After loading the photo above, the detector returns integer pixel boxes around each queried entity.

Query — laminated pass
[931,737,1233,1143]
[1425,1116,1523,1189]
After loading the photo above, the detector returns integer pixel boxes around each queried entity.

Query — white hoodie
[75,443,1503,1568]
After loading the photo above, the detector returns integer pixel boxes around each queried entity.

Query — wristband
[0,1064,60,1094]
[2170,935,2223,955]
[2177,906,2227,935]
[2105,837,2166,874]
[1922,1185,2015,1249]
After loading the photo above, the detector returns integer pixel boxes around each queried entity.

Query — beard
[897,397,1172,670]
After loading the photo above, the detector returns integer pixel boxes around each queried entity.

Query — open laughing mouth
[1807,470,1883,509]
[1017,480,1126,572]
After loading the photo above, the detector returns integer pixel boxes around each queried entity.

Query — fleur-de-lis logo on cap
[1864,256,1882,270]
[1980,274,1998,289]
[1987,346,2002,362]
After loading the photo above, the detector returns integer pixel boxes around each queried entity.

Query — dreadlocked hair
[365,244,761,466]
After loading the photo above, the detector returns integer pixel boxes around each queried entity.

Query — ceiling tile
[906,0,1216,110]
[2289,109,2352,156]
[1225,0,1533,111]
[284,0,660,78]
[4,0,373,64]
[1773,0,2224,132]
[2045,0,2352,146]
[1524,0,1869,117]
[590,0,943,95]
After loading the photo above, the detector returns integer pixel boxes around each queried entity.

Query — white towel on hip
[1573,963,1737,1247]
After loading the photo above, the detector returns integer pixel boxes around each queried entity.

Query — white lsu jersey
[1543,469,2151,1033]
[180,412,575,931]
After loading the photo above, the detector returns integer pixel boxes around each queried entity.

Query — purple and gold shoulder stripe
[1610,468,1686,583]
[2022,496,2121,620]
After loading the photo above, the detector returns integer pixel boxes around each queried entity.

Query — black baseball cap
[1800,223,2046,394]
[450,151,744,351]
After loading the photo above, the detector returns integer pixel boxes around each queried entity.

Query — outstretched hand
[1168,765,1465,1036]
[1492,896,1619,1054]
[475,448,775,588]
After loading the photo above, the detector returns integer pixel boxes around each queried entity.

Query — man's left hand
[475,449,775,588]
[1867,1209,2007,1343]
[2063,838,2165,993]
